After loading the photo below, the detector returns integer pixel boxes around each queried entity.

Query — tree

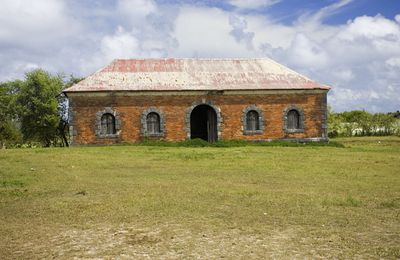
[327,106,342,137]
[340,111,357,136]
[0,81,23,147]
[353,110,372,136]
[16,69,64,147]
[381,113,397,135]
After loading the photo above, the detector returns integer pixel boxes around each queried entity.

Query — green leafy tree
[16,69,64,147]
[372,113,384,135]
[381,113,397,135]
[327,106,343,138]
[353,110,372,136]
[340,111,357,136]
[0,81,23,147]
[328,109,399,137]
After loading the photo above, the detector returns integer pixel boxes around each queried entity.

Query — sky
[0,0,399,112]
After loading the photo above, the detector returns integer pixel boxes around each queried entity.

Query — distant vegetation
[328,108,400,138]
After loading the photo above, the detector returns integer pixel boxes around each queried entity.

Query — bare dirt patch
[11,224,303,259]
[9,223,398,259]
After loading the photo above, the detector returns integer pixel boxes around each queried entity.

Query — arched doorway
[190,104,218,142]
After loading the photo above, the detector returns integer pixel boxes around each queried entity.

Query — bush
[0,120,23,148]
[328,108,400,137]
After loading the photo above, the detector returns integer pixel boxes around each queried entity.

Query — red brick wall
[68,91,328,145]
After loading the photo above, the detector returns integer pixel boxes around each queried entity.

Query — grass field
[1,137,399,259]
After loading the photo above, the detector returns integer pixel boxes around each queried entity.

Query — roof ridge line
[112,57,276,61]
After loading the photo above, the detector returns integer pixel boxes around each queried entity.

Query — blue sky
[0,0,399,112]
[152,0,400,25]
[243,0,400,25]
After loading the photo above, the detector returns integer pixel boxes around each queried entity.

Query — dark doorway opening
[190,104,218,142]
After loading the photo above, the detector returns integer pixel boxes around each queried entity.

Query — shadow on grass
[132,138,345,148]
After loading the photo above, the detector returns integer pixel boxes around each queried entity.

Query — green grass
[0,136,399,258]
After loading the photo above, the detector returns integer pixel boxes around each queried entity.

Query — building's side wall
[68,91,328,145]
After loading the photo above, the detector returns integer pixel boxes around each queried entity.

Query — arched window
[283,106,304,133]
[95,108,121,138]
[287,109,300,130]
[101,113,116,135]
[141,108,165,137]
[146,112,161,134]
[246,110,260,131]
[242,105,265,135]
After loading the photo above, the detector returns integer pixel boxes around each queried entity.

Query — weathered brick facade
[67,90,328,145]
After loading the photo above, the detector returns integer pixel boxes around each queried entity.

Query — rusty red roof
[64,58,330,92]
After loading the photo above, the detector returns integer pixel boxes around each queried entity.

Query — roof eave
[63,87,330,94]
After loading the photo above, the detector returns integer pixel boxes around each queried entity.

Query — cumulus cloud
[0,0,79,46]
[386,57,400,67]
[296,14,400,112]
[116,0,158,26]
[172,6,254,57]
[233,3,400,112]
[0,0,83,81]
[331,69,354,82]
[100,27,140,59]
[395,14,400,23]
[286,33,329,69]
[337,15,400,41]
[229,15,255,50]
[81,0,181,73]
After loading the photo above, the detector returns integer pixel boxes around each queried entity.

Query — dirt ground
[3,222,398,259]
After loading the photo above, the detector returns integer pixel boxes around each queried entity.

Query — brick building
[64,58,330,145]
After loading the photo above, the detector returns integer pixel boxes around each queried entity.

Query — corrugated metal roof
[64,58,330,92]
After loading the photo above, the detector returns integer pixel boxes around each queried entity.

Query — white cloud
[81,0,179,73]
[242,10,400,112]
[300,0,353,24]
[386,57,400,67]
[337,15,400,41]
[117,0,158,26]
[227,0,281,9]
[101,27,140,59]
[311,15,400,112]
[81,26,141,73]
[229,15,255,50]
[0,0,84,81]
[286,33,329,69]
[0,0,79,47]
[331,69,354,82]
[172,6,254,57]
[395,14,400,23]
